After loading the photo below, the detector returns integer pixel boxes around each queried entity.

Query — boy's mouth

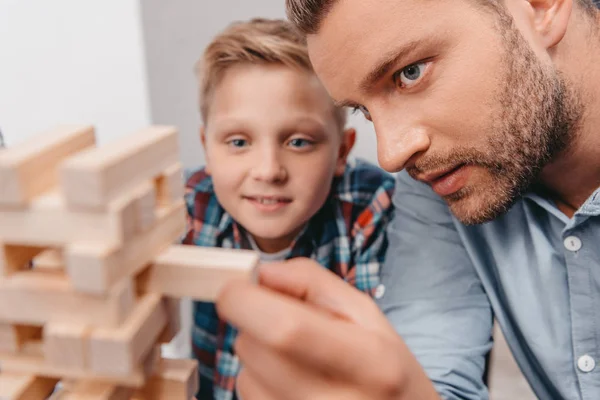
[244,195,292,204]
[243,195,292,210]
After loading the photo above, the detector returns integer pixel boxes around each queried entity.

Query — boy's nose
[251,151,287,183]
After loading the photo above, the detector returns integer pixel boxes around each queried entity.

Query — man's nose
[373,114,431,173]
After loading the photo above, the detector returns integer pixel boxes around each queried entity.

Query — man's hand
[216,258,440,400]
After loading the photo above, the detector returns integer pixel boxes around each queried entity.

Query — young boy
[183,18,395,400]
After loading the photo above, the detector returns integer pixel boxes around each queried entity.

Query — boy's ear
[335,128,356,176]
[521,0,572,49]
[199,126,211,175]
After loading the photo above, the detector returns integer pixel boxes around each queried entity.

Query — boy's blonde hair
[195,18,346,128]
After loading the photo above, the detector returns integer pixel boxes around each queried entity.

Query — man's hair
[195,17,346,127]
[286,0,599,35]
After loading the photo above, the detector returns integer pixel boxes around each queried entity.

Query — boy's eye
[227,138,248,148]
[351,105,371,121]
[393,62,429,88]
[288,138,313,148]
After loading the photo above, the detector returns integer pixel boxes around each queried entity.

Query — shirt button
[577,355,596,373]
[564,236,582,252]
[374,284,386,299]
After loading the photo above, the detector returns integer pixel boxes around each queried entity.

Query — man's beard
[408,10,583,225]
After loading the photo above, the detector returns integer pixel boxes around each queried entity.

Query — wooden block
[0,271,135,328]
[154,163,183,207]
[60,126,179,210]
[0,191,131,247]
[156,298,181,345]
[140,245,259,301]
[0,244,44,277]
[0,324,42,353]
[32,249,64,271]
[56,381,133,400]
[0,125,95,208]
[89,294,167,375]
[0,342,149,387]
[132,182,156,233]
[0,372,58,400]
[134,358,198,400]
[43,323,90,369]
[65,201,185,295]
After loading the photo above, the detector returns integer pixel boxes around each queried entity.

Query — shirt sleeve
[378,171,493,400]
[347,176,395,294]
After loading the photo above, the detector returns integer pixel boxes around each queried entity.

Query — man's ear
[200,125,211,175]
[525,0,572,49]
[335,128,357,176]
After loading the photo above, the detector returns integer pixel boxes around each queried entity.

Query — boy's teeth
[258,198,278,204]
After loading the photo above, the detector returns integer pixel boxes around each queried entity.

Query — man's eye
[228,138,248,148]
[351,105,372,121]
[394,62,428,88]
[288,138,313,148]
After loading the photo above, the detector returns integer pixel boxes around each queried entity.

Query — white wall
[140,0,379,169]
[0,0,151,147]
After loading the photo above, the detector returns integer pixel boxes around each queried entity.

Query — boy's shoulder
[183,167,228,231]
[184,167,214,194]
[333,158,395,207]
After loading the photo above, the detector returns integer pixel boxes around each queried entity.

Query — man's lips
[415,164,471,197]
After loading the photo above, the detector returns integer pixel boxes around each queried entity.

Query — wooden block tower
[0,125,258,399]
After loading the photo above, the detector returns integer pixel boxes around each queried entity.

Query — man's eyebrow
[333,99,359,108]
[359,39,421,92]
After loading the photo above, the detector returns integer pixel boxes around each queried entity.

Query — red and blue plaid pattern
[182,159,395,400]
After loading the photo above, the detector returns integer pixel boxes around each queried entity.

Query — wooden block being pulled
[0,125,95,208]
[0,243,44,277]
[0,324,42,353]
[0,372,58,400]
[60,126,179,210]
[0,271,135,328]
[89,294,167,376]
[65,201,185,295]
[43,323,90,369]
[154,163,183,207]
[140,245,259,301]
[134,358,198,400]
[0,342,149,387]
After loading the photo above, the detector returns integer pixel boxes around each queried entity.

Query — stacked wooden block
[0,126,258,399]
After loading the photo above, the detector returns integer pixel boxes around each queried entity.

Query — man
[216,0,600,399]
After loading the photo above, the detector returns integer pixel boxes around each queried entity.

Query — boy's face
[202,64,354,253]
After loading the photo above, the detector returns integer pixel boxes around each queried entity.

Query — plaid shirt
[182,158,395,400]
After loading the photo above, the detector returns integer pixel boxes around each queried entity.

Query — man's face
[308,0,581,224]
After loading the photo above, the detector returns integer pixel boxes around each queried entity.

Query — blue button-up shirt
[379,170,600,400]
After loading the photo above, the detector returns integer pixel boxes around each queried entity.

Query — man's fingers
[235,332,323,400]
[236,367,279,400]
[257,258,390,330]
[217,280,401,383]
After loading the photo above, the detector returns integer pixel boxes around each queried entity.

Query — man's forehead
[306,0,423,96]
